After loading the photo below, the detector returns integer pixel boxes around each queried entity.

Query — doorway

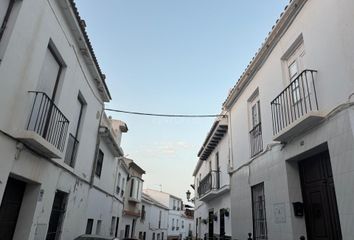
[220,209,225,237]
[208,210,214,239]
[0,177,26,240]
[299,151,342,240]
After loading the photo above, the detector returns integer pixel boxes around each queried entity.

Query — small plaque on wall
[273,203,286,223]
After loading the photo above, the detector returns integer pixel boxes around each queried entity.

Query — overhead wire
[104,108,225,118]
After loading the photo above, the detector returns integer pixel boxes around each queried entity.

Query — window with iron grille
[65,94,85,167]
[249,94,263,157]
[252,183,267,240]
[95,149,104,178]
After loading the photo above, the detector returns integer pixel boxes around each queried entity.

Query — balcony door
[27,46,62,139]
[37,47,62,101]
[286,43,307,110]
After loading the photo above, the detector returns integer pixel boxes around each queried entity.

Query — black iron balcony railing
[64,133,79,167]
[250,123,263,157]
[271,70,318,136]
[197,170,220,197]
[27,91,69,152]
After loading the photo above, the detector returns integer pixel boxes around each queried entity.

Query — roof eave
[62,0,111,102]
[223,0,307,110]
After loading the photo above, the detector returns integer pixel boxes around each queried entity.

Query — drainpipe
[89,107,104,187]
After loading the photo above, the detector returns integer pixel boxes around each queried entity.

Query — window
[173,199,176,210]
[157,233,160,240]
[121,178,125,197]
[152,233,155,240]
[0,0,15,42]
[284,40,305,104]
[182,220,184,229]
[136,180,140,199]
[95,149,104,178]
[115,217,120,237]
[248,90,263,157]
[85,219,94,234]
[64,94,85,167]
[158,211,162,228]
[162,232,164,240]
[172,219,175,230]
[131,219,136,238]
[110,217,116,236]
[139,232,142,240]
[124,225,130,238]
[46,191,68,240]
[252,183,267,240]
[116,173,121,194]
[130,179,135,197]
[96,220,102,235]
[141,205,146,221]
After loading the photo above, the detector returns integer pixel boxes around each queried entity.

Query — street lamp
[186,190,191,201]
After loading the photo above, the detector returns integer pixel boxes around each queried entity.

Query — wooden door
[299,151,342,240]
[0,177,26,240]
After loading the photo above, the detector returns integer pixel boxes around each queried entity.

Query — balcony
[249,123,263,157]
[271,70,324,142]
[16,91,69,158]
[197,170,229,202]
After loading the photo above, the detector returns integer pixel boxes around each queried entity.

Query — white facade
[199,0,354,240]
[136,193,169,240]
[193,117,232,240]
[120,158,145,239]
[85,114,128,238]
[144,189,195,240]
[0,0,128,239]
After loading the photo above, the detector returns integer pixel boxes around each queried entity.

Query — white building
[0,0,129,239]
[120,158,145,239]
[193,116,232,240]
[180,207,194,240]
[201,0,354,239]
[136,193,169,240]
[84,114,128,237]
[144,189,194,240]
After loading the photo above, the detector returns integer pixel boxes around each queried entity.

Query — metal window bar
[271,70,318,136]
[27,91,69,152]
[249,123,263,157]
[252,184,267,240]
[197,170,220,197]
[64,133,79,167]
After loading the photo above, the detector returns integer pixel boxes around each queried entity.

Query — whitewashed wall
[226,0,354,239]
[0,0,116,239]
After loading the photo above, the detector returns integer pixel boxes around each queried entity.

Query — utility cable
[105,108,225,118]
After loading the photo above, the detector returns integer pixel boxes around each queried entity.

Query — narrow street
[0,0,354,240]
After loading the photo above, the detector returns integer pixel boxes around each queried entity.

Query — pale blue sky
[75,0,289,201]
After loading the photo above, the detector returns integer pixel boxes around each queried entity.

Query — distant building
[120,158,145,239]
[136,193,169,240]
[84,114,128,237]
[144,189,194,240]
[193,117,232,240]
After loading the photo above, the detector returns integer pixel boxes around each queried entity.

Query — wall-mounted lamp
[186,190,191,201]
